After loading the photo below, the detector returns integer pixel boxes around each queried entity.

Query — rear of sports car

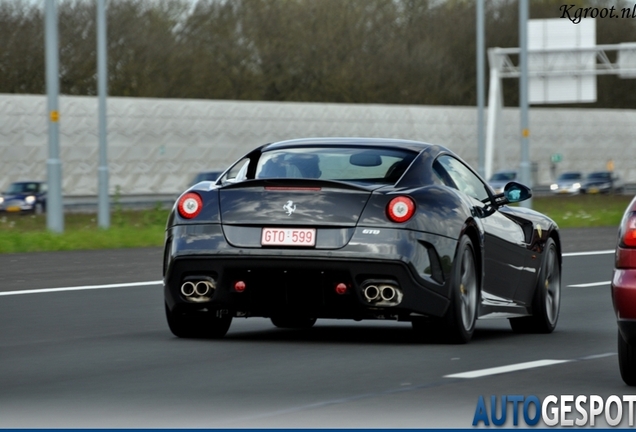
[163,143,458,338]
[612,196,636,385]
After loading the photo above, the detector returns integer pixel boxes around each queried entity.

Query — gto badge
[283,200,296,216]
[362,229,380,235]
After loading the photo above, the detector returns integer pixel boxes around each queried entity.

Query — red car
[612,196,636,385]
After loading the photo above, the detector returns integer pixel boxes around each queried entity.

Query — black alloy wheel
[435,235,480,344]
[509,237,560,333]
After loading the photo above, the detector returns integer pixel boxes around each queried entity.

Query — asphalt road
[0,226,629,428]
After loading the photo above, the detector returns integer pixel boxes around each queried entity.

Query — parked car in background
[611,196,636,385]
[580,171,624,194]
[190,170,224,186]
[0,181,47,214]
[488,170,517,194]
[550,171,583,195]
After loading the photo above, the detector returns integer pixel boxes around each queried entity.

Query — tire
[435,235,479,344]
[619,329,636,386]
[271,315,317,329]
[165,303,232,339]
[509,237,560,333]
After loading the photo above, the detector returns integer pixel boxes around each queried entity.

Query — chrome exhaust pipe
[380,285,397,302]
[181,281,196,297]
[194,281,211,296]
[364,285,380,303]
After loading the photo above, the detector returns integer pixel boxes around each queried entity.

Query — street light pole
[97,0,110,228]
[477,0,485,178]
[45,0,63,232]
[519,0,532,208]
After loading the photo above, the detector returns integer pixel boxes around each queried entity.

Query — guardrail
[61,184,636,213]
[64,194,178,212]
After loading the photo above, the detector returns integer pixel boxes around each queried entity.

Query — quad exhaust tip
[362,282,402,306]
[181,277,216,301]
[363,285,380,302]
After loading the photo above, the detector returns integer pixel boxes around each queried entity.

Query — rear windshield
[252,147,417,184]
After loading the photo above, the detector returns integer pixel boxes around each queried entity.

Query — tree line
[2,0,636,108]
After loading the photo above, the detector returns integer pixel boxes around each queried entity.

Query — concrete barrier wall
[1,94,634,195]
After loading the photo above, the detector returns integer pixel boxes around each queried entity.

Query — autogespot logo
[472,395,636,427]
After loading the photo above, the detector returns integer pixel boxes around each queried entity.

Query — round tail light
[622,212,636,248]
[387,196,415,223]
[177,192,203,219]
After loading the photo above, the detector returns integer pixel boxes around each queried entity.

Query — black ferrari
[163,138,561,343]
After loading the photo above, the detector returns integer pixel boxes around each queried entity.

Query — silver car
[488,170,517,194]
[550,171,583,195]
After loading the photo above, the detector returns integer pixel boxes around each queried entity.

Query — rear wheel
[417,235,478,344]
[510,237,560,333]
[271,315,317,329]
[165,303,232,338]
[619,329,636,386]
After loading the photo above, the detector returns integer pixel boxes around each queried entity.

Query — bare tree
[3,0,636,109]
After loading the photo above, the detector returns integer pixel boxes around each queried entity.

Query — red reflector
[335,283,348,295]
[177,192,203,219]
[234,281,246,293]
[623,213,636,247]
[387,196,415,223]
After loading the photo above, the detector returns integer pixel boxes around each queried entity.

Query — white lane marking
[444,359,570,379]
[563,249,614,257]
[0,249,615,297]
[580,352,616,360]
[444,353,616,380]
[0,280,163,297]
[568,281,611,288]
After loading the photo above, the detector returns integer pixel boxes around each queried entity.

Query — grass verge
[0,194,632,254]
[0,208,169,254]
[532,194,633,228]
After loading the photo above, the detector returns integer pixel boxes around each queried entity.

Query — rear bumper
[164,224,456,320]
[612,268,636,342]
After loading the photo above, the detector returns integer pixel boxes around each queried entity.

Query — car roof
[262,137,437,152]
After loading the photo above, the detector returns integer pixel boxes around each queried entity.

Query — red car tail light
[622,212,636,248]
[177,192,203,219]
[387,196,415,223]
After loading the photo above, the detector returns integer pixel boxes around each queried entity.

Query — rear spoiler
[219,178,384,192]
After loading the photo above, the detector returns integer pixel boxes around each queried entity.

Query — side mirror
[503,182,532,204]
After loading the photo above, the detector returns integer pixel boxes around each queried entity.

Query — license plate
[589,187,599,194]
[6,206,21,212]
[261,227,316,246]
